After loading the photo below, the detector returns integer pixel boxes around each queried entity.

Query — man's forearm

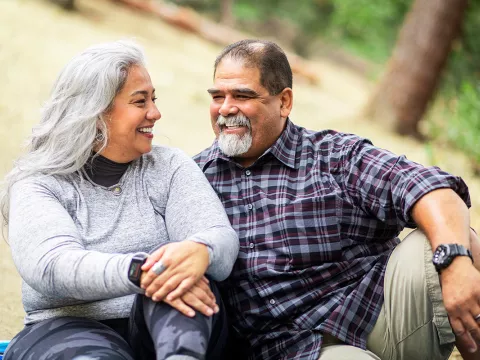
[412,188,480,355]
[411,188,471,252]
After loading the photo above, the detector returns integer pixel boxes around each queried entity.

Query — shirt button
[112,186,122,195]
[249,243,254,249]
[269,299,276,305]
[247,204,253,210]
[245,170,251,176]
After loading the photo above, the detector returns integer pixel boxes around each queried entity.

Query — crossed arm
[141,240,218,317]
[8,151,239,319]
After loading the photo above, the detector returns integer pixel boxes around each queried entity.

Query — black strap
[452,244,473,263]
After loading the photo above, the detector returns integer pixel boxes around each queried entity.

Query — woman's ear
[279,88,293,119]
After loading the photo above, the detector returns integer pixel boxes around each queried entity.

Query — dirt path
[0,1,476,358]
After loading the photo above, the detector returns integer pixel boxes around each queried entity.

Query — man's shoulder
[298,126,370,151]
[193,144,215,167]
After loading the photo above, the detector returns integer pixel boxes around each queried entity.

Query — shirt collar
[201,140,231,171]
[266,118,299,169]
[202,118,300,170]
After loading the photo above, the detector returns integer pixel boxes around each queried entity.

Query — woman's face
[100,65,161,163]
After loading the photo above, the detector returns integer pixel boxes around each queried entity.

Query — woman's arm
[164,152,239,280]
[8,178,144,301]
[141,150,239,301]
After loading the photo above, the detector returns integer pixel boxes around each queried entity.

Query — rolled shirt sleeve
[338,138,470,228]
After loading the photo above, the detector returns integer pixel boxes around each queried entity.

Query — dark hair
[214,39,292,95]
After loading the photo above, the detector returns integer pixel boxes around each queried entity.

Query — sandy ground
[0,0,478,358]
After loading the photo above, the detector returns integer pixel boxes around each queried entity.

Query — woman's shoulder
[14,174,56,189]
[142,145,193,167]
[148,145,189,159]
[137,146,198,184]
[12,173,80,198]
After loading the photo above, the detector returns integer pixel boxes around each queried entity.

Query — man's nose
[218,98,239,117]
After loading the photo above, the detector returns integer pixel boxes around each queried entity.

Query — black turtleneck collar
[84,154,132,187]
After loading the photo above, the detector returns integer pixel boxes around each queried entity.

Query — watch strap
[433,243,473,274]
[450,244,473,261]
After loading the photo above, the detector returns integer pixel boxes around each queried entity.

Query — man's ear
[279,88,293,119]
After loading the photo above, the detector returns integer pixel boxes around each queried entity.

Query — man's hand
[140,240,209,302]
[162,277,219,317]
[411,189,480,352]
[442,228,480,354]
[441,258,480,353]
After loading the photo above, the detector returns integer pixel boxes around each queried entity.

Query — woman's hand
[162,277,219,317]
[140,240,209,302]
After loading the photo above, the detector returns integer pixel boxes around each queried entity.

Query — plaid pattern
[194,120,470,360]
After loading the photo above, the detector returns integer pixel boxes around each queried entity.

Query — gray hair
[214,39,292,95]
[0,39,146,225]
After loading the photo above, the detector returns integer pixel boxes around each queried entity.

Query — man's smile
[220,124,249,136]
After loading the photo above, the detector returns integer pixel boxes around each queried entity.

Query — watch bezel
[128,254,148,287]
[432,244,452,271]
[432,243,473,273]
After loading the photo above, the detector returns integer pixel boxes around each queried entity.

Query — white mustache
[216,114,251,128]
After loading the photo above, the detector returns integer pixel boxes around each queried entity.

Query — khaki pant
[320,230,455,360]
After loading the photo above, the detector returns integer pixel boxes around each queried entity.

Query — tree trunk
[220,0,235,27]
[365,0,468,139]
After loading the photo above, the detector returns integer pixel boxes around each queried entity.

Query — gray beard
[216,114,252,157]
[218,131,252,157]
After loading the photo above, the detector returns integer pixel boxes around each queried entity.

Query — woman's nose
[147,103,161,121]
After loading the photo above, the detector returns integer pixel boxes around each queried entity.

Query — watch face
[128,255,147,286]
[433,244,450,267]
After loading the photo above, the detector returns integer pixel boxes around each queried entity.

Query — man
[194,39,480,360]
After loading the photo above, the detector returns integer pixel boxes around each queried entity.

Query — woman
[1,40,239,360]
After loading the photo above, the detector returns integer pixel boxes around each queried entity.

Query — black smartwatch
[432,244,473,273]
[128,254,148,287]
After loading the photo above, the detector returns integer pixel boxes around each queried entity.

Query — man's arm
[412,188,480,354]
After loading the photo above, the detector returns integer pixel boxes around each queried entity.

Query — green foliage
[232,0,333,27]
[446,82,480,164]
[231,0,334,55]
[437,2,480,165]
[325,0,410,62]
[443,3,480,89]
[234,0,412,60]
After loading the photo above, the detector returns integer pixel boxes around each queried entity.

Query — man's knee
[319,344,380,360]
[374,229,456,359]
[395,229,428,258]
[386,229,428,293]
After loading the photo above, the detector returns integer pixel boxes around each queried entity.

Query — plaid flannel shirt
[194,119,470,360]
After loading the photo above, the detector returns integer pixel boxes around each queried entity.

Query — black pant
[5,282,228,360]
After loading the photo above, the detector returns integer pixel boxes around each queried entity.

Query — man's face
[208,58,292,167]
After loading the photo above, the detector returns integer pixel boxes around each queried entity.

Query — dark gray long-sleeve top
[8,146,239,325]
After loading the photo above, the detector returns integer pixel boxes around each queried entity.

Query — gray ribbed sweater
[8,146,239,325]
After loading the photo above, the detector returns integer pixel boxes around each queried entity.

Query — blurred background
[0,1,479,358]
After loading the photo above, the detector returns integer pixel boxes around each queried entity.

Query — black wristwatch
[128,254,148,287]
[432,244,473,273]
